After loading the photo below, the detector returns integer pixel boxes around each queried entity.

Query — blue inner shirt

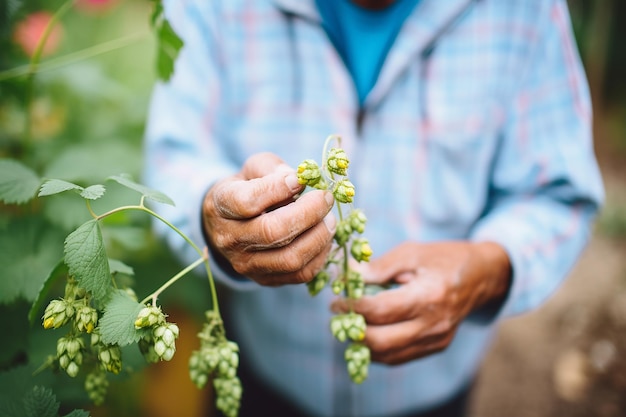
[316,0,421,105]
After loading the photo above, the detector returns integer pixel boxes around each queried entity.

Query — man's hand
[332,241,511,365]
[202,152,336,286]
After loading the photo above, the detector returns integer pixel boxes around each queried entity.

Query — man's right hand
[202,152,336,286]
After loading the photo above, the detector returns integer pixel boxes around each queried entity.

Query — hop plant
[42,299,75,329]
[346,270,365,299]
[345,343,370,384]
[333,178,355,204]
[85,368,109,406]
[351,238,373,263]
[297,134,373,384]
[296,159,325,189]
[134,305,166,329]
[98,344,123,374]
[307,270,330,296]
[348,209,367,234]
[153,322,180,361]
[330,313,367,343]
[327,147,350,176]
[214,376,242,417]
[76,304,98,333]
[57,335,85,377]
[139,333,160,364]
[189,311,241,414]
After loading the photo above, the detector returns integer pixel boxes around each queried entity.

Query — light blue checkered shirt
[144,1,604,415]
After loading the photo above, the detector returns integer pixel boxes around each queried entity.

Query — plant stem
[141,255,207,305]
[0,32,149,81]
[96,204,221,314]
[23,0,75,151]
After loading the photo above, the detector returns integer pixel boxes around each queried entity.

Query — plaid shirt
[144,0,604,415]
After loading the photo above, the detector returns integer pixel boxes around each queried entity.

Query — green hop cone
[351,237,372,262]
[345,343,371,384]
[334,218,353,246]
[216,341,240,379]
[331,278,345,295]
[189,349,211,389]
[327,147,350,176]
[333,179,355,204]
[98,344,122,374]
[307,270,330,296]
[331,313,366,343]
[297,159,325,188]
[57,335,85,377]
[42,299,75,329]
[134,305,166,329]
[85,368,109,406]
[76,305,98,334]
[346,270,365,299]
[139,334,160,364]
[348,209,367,234]
[153,322,180,361]
[214,377,242,417]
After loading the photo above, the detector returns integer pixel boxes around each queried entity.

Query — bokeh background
[0,0,624,416]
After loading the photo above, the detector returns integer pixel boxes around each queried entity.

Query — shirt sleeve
[469,0,604,320]
[143,0,257,290]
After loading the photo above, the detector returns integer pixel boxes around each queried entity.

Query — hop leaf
[64,220,112,303]
[0,159,41,204]
[107,174,174,206]
[99,290,148,346]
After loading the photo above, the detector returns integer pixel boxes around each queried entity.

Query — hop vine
[36,174,241,415]
[297,134,372,384]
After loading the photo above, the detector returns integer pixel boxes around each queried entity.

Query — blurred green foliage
[0,0,205,415]
[0,0,625,414]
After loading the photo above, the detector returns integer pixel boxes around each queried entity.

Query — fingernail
[324,191,334,206]
[324,212,336,234]
[284,173,301,192]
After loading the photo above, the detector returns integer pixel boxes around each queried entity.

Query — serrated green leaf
[0,218,64,304]
[28,261,68,325]
[23,386,59,417]
[63,410,90,417]
[107,174,175,206]
[99,289,148,346]
[38,179,83,197]
[109,259,134,276]
[64,220,112,303]
[0,159,41,204]
[80,184,106,200]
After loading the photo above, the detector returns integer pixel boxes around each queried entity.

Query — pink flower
[75,0,120,14]
[13,11,63,58]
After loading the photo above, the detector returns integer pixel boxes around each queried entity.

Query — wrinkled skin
[202,152,336,286]
[331,241,511,365]
[202,152,511,365]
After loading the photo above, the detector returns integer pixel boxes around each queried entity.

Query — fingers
[365,320,456,365]
[212,170,304,219]
[213,190,335,250]
[228,212,336,284]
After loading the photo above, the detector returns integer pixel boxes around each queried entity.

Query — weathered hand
[202,152,336,286]
[332,241,511,365]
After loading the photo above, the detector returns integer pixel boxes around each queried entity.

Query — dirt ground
[470,146,626,416]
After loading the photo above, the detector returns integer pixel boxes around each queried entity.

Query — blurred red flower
[13,11,63,58]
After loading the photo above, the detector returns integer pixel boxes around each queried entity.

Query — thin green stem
[96,204,220,314]
[23,0,75,149]
[0,32,149,82]
[141,255,207,305]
